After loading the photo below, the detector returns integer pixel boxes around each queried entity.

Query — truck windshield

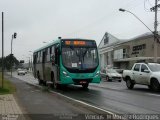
[62,46,98,71]
[148,64,160,72]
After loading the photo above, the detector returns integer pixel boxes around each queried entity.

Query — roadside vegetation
[0,72,16,94]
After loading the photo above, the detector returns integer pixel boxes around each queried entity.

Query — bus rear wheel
[82,83,89,89]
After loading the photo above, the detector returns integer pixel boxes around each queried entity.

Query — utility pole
[151,0,159,62]
[154,0,158,62]
[1,12,4,88]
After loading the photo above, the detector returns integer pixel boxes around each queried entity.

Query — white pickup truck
[123,63,160,91]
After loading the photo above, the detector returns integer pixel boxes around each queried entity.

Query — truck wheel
[126,78,134,89]
[151,79,160,91]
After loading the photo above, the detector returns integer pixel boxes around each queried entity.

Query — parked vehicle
[123,63,160,91]
[23,69,28,74]
[100,69,122,82]
[17,68,25,75]
[113,67,124,74]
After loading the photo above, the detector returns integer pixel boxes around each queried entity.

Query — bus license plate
[80,81,87,84]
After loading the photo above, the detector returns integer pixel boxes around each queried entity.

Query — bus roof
[33,39,60,53]
[33,38,96,53]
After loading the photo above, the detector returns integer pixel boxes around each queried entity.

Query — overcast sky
[0,0,160,62]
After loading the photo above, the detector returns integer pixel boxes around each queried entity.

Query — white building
[98,32,160,70]
[98,32,121,69]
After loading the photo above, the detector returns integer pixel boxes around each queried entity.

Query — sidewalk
[0,94,24,120]
[0,94,22,114]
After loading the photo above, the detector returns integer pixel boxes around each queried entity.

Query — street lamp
[11,32,17,77]
[119,8,153,33]
[119,8,158,62]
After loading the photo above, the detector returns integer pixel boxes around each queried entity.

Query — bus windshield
[62,46,98,72]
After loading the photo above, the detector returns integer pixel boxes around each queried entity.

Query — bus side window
[40,51,43,63]
[47,48,50,62]
[52,46,55,55]
[39,51,41,63]
[51,46,55,64]
[33,53,37,64]
[42,50,47,63]
[37,52,40,63]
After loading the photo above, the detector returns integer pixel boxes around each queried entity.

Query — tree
[0,54,19,70]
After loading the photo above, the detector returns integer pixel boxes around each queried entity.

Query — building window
[114,49,123,60]
[104,33,109,45]
[123,49,128,58]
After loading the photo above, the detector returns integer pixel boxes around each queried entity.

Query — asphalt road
[6,74,104,120]
[10,72,160,115]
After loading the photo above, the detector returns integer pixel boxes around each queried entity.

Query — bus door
[42,50,47,81]
[52,44,60,83]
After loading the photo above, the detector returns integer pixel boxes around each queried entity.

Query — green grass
[0,72,16,95]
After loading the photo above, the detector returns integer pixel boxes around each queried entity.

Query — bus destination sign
[62,40,96,47]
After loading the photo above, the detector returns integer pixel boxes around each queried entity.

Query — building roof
[98,32,121,49]
[98,32,159,50]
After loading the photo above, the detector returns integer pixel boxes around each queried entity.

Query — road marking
[50,90,115,115]
[146,93,160,97]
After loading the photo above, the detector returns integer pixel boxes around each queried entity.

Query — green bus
[33,38,100,89]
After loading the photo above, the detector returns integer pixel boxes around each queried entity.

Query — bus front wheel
[53,82,60,89]
[82,83,89,89]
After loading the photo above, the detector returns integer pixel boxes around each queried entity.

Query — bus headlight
[95,71,100,76]
[63,71,69,77]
